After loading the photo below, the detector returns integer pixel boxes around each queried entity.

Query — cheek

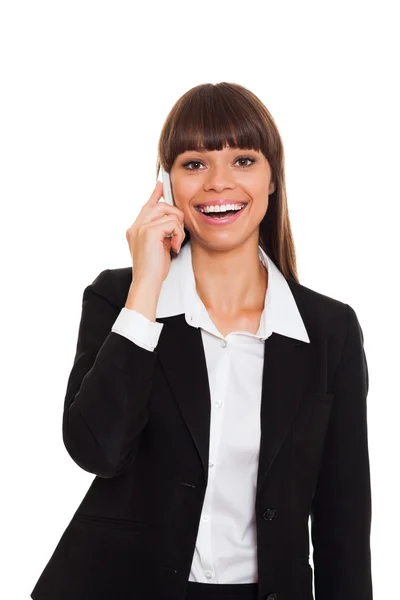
[172,178,198,204]
[253,178,271,206]
[251,192,269,220]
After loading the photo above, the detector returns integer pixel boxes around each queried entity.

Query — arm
[62,270,163,479]
[310,303,373,599]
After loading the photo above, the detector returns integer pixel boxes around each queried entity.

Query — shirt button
[205,571,213,579]
[215,401,222,408]
[221,340,227,347]
[201,515,209,522]
[208,461,214,468]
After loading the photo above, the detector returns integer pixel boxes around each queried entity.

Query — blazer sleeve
[62,269,158,479]
[310,303,373,599]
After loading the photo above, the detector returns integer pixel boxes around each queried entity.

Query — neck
[190,236,268,316]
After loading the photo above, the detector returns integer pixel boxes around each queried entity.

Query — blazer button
[262,508,276,520]
[265,594,277,600]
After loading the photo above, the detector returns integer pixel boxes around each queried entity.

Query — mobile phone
[158,166,174,238]
[159,166,174,206]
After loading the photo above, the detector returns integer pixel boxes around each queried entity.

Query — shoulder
[85,266,132,311]
[287,278,360,342]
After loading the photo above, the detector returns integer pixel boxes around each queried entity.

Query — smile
[194,203,248,226]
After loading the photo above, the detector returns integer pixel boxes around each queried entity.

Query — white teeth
[198,203,246,214]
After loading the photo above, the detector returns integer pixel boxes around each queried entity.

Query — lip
[194,203,248,226]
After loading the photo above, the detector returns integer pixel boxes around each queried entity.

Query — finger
[141,197,185,227]
[151,202,185,226]
[145,180,164,208]
[158,217,182,253]
[145,216,185,252]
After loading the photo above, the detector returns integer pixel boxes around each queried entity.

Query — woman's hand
[126,180,186,291]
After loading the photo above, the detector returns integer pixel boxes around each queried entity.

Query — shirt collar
[155,239,310,343]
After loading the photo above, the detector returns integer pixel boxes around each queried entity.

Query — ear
[269,180,276,195]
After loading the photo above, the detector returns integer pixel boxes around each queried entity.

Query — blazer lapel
[155,314,313,493]
[156,314,212,484]
[256,332,312,493]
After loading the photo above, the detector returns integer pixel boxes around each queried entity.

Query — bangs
[159,83,273,170]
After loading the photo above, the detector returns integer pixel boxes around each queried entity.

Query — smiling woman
[30,81,372,600]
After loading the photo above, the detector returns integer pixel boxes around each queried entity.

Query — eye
[182,156,256,171]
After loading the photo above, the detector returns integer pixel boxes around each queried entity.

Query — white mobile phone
[158,166,174,238]
[159,166,174,206]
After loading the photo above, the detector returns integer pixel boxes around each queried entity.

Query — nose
[203,165,236,192]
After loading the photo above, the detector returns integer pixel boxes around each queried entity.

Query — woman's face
[169,145,275,248]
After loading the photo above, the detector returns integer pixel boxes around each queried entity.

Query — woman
[30,82,373,600]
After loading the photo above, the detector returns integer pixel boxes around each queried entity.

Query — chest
[207,309,263,337]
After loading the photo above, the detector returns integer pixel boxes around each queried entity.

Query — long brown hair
[155,82,299,283]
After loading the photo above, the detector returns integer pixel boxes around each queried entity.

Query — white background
[1,1,397,598]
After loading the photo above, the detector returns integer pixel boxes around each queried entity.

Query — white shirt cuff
[111,307,164,352]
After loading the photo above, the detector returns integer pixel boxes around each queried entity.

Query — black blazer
[30,267,373,600]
